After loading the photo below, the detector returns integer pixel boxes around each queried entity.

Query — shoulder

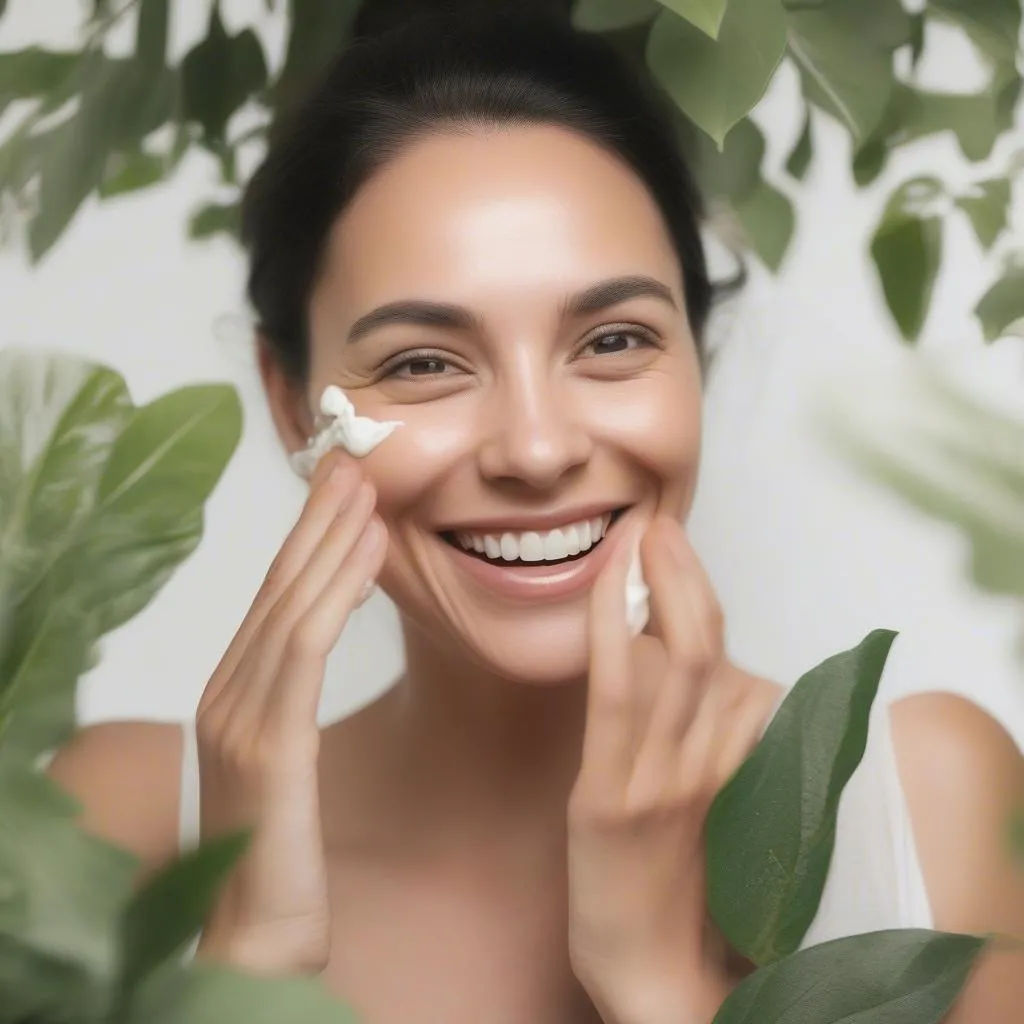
[888,691,1024,935]
[47,720,185,878]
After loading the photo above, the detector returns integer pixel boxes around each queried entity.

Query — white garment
[177,691,933,948]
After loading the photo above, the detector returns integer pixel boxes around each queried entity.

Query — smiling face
[263,124,704,685]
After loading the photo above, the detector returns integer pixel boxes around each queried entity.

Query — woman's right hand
[193,451,387,975]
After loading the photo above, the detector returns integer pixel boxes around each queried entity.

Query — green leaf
[707,630,897,964]
[784,107,812,180]
[974,263,1024,343]
[658,0,729,39]
[189,201,242,241]
[119,832,249,992]
[275,0,364,108]
[732,178,795,272]
[955,178,1011,251]
[712,929,985,1023]
[76,384,242,634]
[787,0,902,142]
[573,0,662,32]
[0,352,240,760]
[0,765,137,1010]
[909,10,926,66]
[647,0,788,148]
[135,0,169,66]
[181,5,268,144]
[127,962,358,1024]
[99,149,168,199]
[26,54,178,260]
[928,0,1021,67]
[869,178,945,342]
[697,117,766,202]
[0,932,107,1024]
[0,48,77,116]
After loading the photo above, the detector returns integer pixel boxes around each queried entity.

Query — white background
[2,0,1023,744]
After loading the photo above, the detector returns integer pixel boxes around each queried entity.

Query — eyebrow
[344,274,677,344]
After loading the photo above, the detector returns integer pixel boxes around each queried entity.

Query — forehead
[317,125,683,310]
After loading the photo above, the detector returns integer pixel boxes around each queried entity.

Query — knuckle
[285,618,327,662]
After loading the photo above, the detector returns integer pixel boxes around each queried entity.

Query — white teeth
[455,514,613,563]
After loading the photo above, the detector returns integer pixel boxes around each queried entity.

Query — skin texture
[48,125,1024,1024]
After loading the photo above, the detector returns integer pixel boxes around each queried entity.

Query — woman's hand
[193,451,387,976]
[566,517,764,1024]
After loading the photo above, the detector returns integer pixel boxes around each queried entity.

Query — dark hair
[241,1,714,384]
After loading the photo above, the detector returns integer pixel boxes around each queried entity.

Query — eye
[580,329,657,358]
[382,350,458,379]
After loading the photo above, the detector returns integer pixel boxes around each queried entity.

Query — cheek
[356,402,472,517]
[592,372,702,501]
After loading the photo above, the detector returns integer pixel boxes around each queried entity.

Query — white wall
[2,1,1023,743]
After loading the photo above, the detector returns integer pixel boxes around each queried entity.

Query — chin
[458,607,593,688]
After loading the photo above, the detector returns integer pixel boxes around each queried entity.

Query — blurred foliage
[0,346,987,1020]
[0,0,1020,341]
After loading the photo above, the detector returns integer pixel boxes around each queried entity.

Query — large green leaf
[573,0,662,32]
[659,0,730,39]
[0,352,241,762]
[870,177,945,342]
[928,0,1022,67]
[787,0,903,142]
[181,4,267,145]
[0,765,137,1011]
[712,929,984,1023]
[974,262,1024,343]
[732,178,795,272]
[275,0,364,108]
[127,963,358,1024]
[119,832,249,993]
[71,383,243,634]
[956,178,1011,252]
[0,351,132,610]
[706,630,897,964]
[647,0,788,147]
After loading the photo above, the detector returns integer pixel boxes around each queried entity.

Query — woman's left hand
[566,516,764,1024]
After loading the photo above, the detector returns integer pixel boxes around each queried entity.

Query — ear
[257,336,314,456]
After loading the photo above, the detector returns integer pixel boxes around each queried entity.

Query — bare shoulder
[889,691,1024,935]
[47,720,185,877]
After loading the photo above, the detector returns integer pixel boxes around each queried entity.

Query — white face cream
[625,544,650,637]
[290,385,403,477]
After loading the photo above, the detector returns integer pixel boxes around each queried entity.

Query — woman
[50,4,1024,1022]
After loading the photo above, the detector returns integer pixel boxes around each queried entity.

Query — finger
[203,452,361,700]
[224,480,378,714]
[266,514,388,733]
[576,521,645,795]
[632,520,723,782]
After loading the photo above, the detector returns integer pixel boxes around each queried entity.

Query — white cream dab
[625,544,650,637]
[290,385,403,477]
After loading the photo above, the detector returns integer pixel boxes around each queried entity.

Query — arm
[891,692,1024,1024]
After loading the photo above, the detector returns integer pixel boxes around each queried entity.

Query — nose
[477,369,592,491]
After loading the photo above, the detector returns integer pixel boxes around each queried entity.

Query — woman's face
[268,125,703,685]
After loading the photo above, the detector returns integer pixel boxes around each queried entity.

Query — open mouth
[440,507,629,568]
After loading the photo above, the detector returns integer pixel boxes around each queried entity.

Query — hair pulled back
[241,0,713,384]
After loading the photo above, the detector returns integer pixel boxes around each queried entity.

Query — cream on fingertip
[291,386,403,478]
